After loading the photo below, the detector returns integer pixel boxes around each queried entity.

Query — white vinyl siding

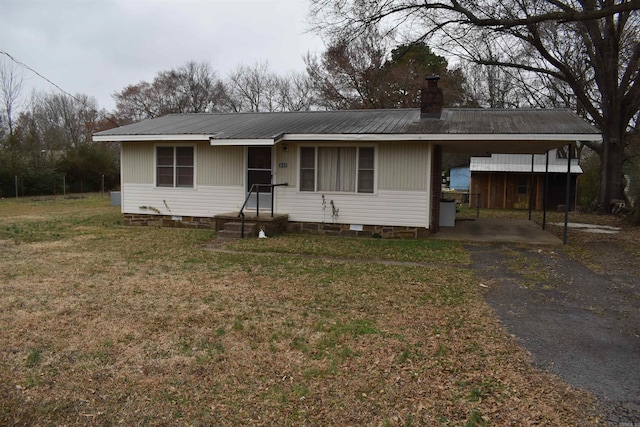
[278,141,432,228]
[198,145,243,186]
[299,145,376,194]
[270,142,298,187]
[119,139,433,229]
[276,187,429,228]
[121,183,244,216]
[121,143,154,184]
[377,142,429,191]
[122,142,244,187]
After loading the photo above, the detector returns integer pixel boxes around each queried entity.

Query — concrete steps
[217,221,256,239]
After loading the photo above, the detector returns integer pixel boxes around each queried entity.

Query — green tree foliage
[0,89,119,197]
[385,43,472,108]
[56,143,120,193]
[306,34,474,110]
[576,150,601,209]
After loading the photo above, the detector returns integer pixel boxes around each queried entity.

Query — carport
[412,107,602,244]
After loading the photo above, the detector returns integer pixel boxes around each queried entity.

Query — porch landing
[214,212,289,238]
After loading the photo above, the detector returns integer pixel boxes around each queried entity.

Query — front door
[247,146,272,210]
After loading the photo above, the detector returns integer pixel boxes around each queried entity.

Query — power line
[0,49,83,103]
[0,49,122,127]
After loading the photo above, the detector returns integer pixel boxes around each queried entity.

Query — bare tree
[310,0,640,210]
[223,62,277,112]
[223,62,314,112]
[0,57,24,137]
[113,61,225,123]
[276,71,315,112]
[29,92,100,150]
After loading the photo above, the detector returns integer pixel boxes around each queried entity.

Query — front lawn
[0,195,594,425]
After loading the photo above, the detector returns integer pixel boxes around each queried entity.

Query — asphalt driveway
[467,243,640,426]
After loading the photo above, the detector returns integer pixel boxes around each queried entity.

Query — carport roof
[93,108,601,154]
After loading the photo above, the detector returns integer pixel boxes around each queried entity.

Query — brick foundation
[123,214,429,239]
[123,214,213,229]
[287,221,430,239]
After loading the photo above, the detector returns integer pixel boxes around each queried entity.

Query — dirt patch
[468,241,640,426]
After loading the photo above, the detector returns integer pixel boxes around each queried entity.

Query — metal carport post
[541,147,571,245]
[563,143,573,244]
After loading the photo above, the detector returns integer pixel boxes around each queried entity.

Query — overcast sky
[0,0,324,111]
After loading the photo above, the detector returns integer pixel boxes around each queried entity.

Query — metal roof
[470,152,583,173]
[95,109,420,138]
[93,108,601,154]
[407,109,598,135]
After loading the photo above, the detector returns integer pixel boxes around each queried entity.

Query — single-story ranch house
[93,79,601,238]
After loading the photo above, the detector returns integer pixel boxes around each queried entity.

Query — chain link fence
[0,173,118,199]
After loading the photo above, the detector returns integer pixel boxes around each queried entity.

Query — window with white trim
[299,146,374,193]
[156,146,194,188]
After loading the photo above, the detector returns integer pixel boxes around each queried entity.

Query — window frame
[517,177,529,195]
[154,144,196,189]
[298,144,377,195]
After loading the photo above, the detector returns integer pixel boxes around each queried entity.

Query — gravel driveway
[468,242,640,426]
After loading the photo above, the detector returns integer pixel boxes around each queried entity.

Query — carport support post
[563,143,572,244]
[529,154,534,220]
[543,152,549,229]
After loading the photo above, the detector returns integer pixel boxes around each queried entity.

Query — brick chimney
[421,76,443,118]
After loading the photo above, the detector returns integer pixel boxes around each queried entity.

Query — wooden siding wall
[470,172,577,210]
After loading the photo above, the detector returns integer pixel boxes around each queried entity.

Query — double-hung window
[156,146,194,188]
[300,146,374,193]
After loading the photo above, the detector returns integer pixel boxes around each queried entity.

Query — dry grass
[1,195,597,426]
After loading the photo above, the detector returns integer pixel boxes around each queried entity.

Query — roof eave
[282,133,601,142]
[93,132,602,144]
[210,138,276,146]
[92,134,213,142]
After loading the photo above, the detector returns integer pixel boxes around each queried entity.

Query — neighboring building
[469,148,582,210]
[449,165,470,192]
[93,79,600,237]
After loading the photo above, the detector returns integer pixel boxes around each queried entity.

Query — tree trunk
[599,130,627,212]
